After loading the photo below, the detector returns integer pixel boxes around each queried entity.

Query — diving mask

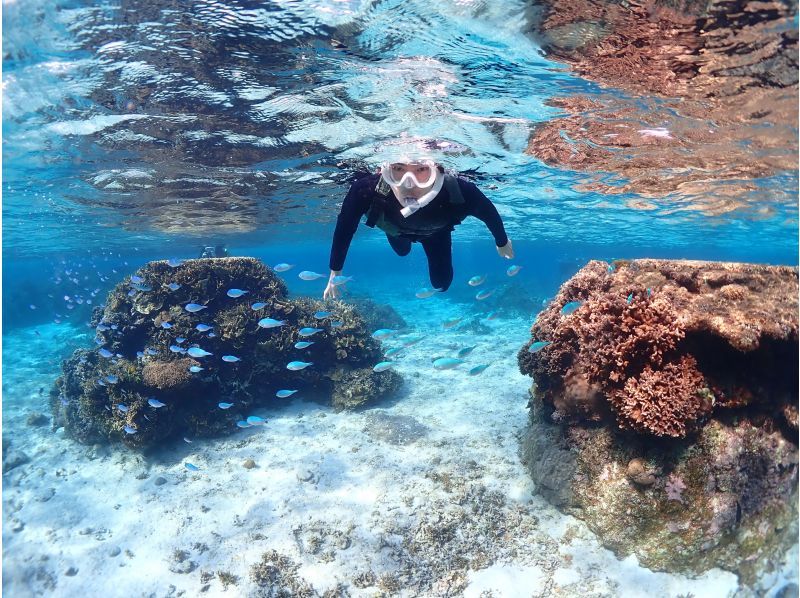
[380,160,438,189]
[380,159,444,217]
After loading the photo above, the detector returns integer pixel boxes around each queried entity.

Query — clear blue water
[2,0,798,596]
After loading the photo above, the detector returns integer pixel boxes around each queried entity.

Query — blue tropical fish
[528,341,551,353]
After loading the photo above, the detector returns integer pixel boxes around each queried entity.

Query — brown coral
[519,259,798,438]
[611,355,711,437]
[142,359,195,390]
[626,458,656,486]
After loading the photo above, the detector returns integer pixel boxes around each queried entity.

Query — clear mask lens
[381,161,437,189]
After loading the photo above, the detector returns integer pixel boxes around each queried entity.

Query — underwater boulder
[518,258,799,581]
[50,257,400,449]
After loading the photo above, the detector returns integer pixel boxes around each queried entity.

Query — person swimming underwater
[324,157,513,299]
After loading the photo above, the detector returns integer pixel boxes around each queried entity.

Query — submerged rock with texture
[518,259,798,583]
[51,257,400,449]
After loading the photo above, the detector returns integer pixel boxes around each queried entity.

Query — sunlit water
[3,0,798,596]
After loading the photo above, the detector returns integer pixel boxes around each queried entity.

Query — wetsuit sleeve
[460,179,509,247]
[329,180,372,271]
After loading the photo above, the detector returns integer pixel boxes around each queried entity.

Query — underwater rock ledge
[518,258,798,582]
[50,257,401,449]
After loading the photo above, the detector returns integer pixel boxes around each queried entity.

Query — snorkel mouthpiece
[380,157,445,218]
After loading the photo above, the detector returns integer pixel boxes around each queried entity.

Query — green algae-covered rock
[50,257,401,449]
[523,397,798,584]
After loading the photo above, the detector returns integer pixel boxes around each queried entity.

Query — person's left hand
[496,239,514,259]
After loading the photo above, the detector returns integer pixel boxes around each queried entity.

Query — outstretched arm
[459,179,514,258]
[325,178,371,298]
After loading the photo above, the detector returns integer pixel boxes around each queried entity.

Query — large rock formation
[51,257,401,449]
[518,259,798,581]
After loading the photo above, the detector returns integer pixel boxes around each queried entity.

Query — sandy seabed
[2,300,797,597]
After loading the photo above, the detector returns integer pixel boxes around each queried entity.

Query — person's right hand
[323,271,342,300]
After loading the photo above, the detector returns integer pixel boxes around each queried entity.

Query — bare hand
[496,239,514,259]
[323,270,342,300]
[323,282,341,300]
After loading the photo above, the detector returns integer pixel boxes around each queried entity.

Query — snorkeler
[324,157,513,299]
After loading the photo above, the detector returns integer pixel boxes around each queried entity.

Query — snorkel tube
[380,157,444,218]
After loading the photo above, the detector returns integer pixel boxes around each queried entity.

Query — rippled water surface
[4,0,797,261]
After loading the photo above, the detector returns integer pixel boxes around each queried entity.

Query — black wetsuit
[329,173,508,291]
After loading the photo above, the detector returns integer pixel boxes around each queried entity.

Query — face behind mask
[380,160,444,217]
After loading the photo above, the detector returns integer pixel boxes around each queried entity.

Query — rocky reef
[518,258,798,581]
[50,257,401,449]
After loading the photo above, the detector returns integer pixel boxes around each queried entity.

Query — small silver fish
[298,271,324,281]
[236,420,251,428]
[166,282,181,291]
[506,265,522,277]
[371,329,397,340]
[187,347,212,358]
[161,322,173,329]
[227,288,248,298]
[185,303,207,313]
[468,275,486,286]
[330,275,352,286]
[294,341,314,349]
[476,289,494,301]
[222,355,241,363]
[189,365,204,373]
[457,345,477,358]
[314,311,332,319]
[117,403,129,412]
[415,287,439,299]
[433,357,464,370]
[298,327,324,337]
[148,398,166,408]
[99,348,113,358]
[218,402,234,409]
[246,416,265,426]
[442,317,462,329]
[373,361,393,372]
[528,341,551,353]
[251,302,267,310]
[258,318,286,329]
[276,389,298,398]
[286,361,312,371]
[195,323,213,332]
[123,425,137,435]
[468,364,490,376]
[273,263,294,272]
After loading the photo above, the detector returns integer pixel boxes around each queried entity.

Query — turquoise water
[2,1,798,596]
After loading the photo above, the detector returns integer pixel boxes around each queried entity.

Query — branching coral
[519,259,798,438]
